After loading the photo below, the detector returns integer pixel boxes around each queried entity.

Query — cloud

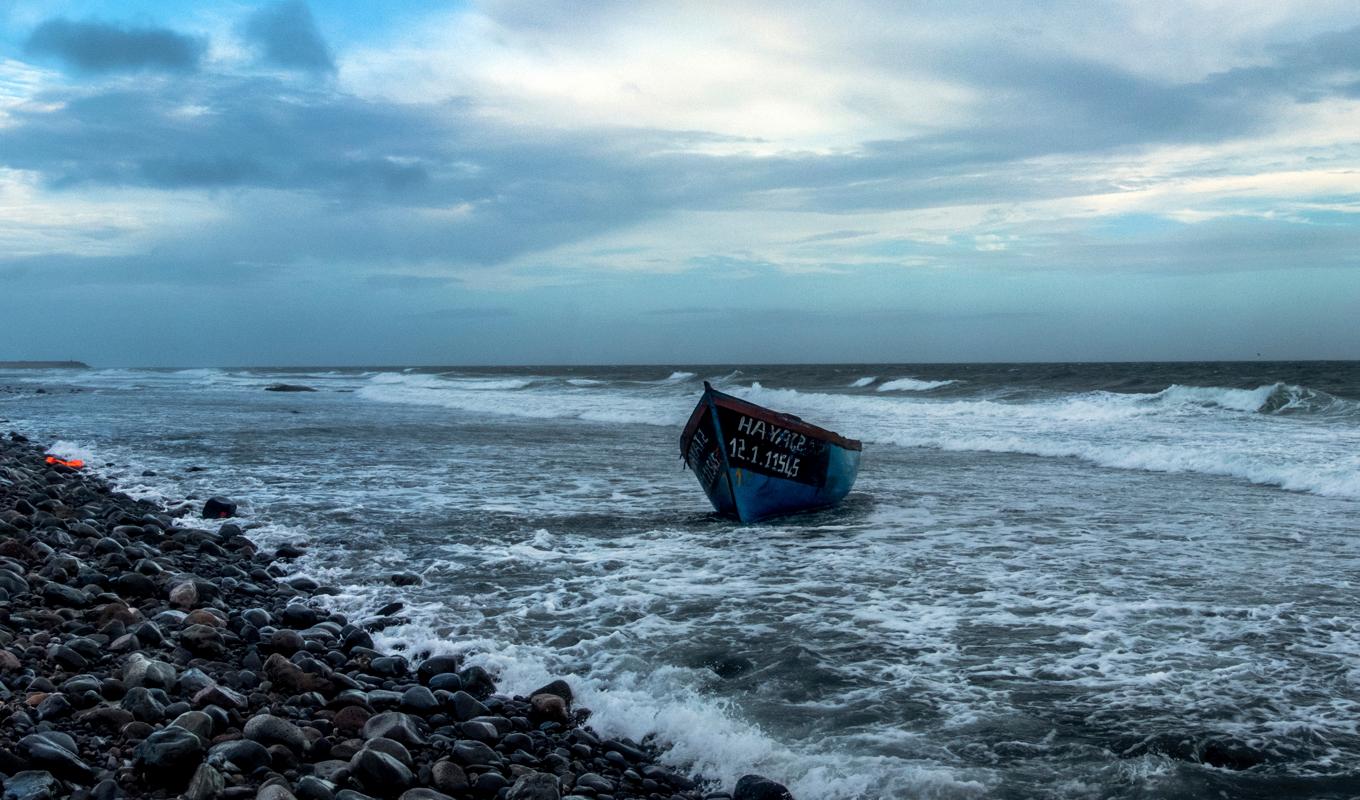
[242,1,336,74]
[23,18,204,74]
[4,2,1360,297]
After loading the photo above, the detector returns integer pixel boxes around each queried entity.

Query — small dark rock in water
[202,496,237,519]
[276,543,306,559]
[529,693,568,724]
[529,679,574,704]
[415,654,461,685]
[264,383,317,392]
[458,665,496,700]
[733,774,795,800]
[390,572,421,586]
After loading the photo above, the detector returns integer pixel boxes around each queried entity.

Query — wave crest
[877,377,957,392]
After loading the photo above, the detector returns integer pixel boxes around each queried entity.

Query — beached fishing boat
[681,381,862,522]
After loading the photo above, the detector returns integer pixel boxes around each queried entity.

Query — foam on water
[735,383,1360,499]
[877,377,958,392]
[47,440,97,464]
[349,371,1360,499]
[356,372,688,426]
[850,377,877,388]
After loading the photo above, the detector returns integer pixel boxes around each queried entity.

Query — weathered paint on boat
[681,381,862,522]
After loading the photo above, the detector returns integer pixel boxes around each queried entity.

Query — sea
[2,362,1358,800]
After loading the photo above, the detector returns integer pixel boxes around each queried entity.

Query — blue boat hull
[681,383,862,523]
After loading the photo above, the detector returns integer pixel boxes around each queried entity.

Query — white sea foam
[735,383,1360,499]
[1153,383,1282,412]
[849,376,877,388]
[352,373,1360,499]
[877,377,957,392]
[356,372,687,426]
[47,440,97,464]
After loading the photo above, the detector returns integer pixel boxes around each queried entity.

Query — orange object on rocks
[45,455,84,469]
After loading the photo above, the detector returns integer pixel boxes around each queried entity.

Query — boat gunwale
[683,383,863,452]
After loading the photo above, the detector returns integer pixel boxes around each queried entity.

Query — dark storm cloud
[241,1,336,74]
[23,18,204,73]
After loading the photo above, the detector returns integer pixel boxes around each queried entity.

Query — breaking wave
[877,377,958,392]
[849,376,877,388]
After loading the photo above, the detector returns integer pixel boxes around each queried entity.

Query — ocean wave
[369,372,537,391]
[1151,383,1360,417]
[357,372,686,426]
[877,377,957,392]
[735,383,1360,500]
[849,376,876,388]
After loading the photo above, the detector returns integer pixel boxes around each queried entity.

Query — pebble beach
[0,429,792,800]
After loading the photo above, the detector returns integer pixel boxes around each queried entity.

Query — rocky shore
[0,430,795,800]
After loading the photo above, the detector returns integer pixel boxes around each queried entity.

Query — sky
[1,0,1358,366]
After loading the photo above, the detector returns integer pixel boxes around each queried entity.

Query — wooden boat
[681,382,862,522]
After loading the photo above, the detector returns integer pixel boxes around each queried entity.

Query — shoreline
[0,429,794,800]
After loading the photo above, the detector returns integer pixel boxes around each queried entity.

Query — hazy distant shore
[0,361,89,369]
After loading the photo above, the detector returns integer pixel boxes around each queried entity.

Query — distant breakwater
[0,429,795,800]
